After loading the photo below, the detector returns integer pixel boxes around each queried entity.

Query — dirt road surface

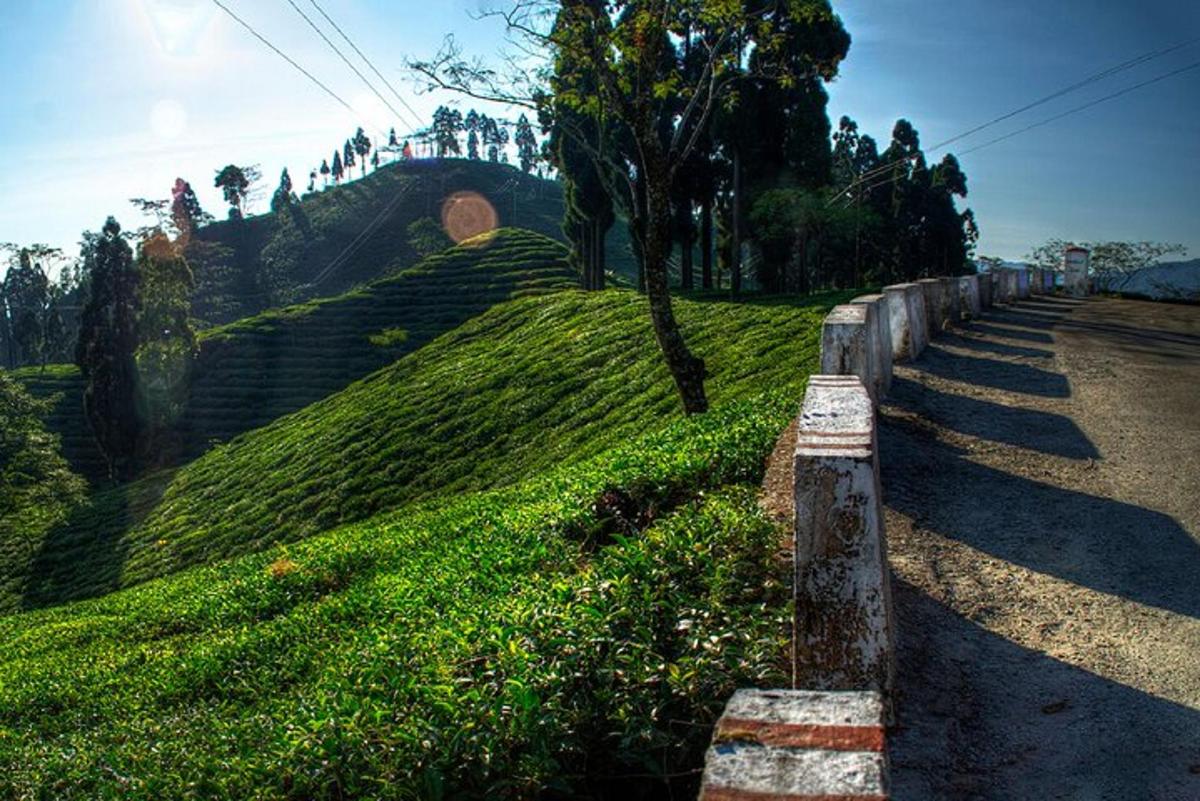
[883,296,1200,800]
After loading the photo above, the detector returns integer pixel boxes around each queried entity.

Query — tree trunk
[731,147,742,294]
[701,195,713,290]
[592,217,606,290]
[678,199,694,291]
[640,158,707,414]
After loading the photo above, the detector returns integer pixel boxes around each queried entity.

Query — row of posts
[698,266,1061,800]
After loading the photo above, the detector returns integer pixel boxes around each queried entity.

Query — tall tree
[331,150,344,184]
[75,218,141,480]
[134,232,195,466]
[319,158,331,188]
[170,178,210,242]
[343,140,356,176]
[415,0,850,413]
[353,127,372,177]
[2,251,49,367]
[464,109,481,159]
[214,165,252,220]
[514,113,539,173]
[431,106,464,157]
[270,167,295,213]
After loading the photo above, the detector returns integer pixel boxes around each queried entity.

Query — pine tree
[343,140,356,176]
[353,127,372,177]
[319,159,331,188]
[331,150,344,184]
[75,217,141,480]
[388,127,398,148]
[514,114,538,174]
[464,110,481,160]
[271,168,295,212]
[431,106,464,157]
[169,178,209,241]
[371,150,380,171]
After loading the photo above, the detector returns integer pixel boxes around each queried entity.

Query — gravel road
[883,295,1200,800]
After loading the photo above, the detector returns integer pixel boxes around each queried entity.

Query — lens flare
[441,191,498,245]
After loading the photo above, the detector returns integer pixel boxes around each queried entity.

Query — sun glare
[441,191,499,244]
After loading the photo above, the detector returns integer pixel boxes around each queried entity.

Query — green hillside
[0,395,793,799]
[8,365,107,484]
[187,158,639,326]
[182,227,577,454]
[5,289,851,612]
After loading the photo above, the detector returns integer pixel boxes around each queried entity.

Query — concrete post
[882,283,928,361]
[793,376,894,696]
[1030,268,1043,295]
[1017,267,1031,299]
[958,275,982,320]
[1044,270,1057,293]
[939,277,962,327]
[699,689,889,801]
[978,271,993,308]
[916,278,945,333]
[819,305,877,402]
[850,294,892,397]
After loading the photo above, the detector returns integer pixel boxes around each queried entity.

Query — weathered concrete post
[1063,246,1089,297]
[958,275,982,320]
[978,271,993,308]
[882,283,928,361]
[699,689,890,801]
[1029,268,1043,295]
[1044,270,1056,293]
[850,295,892,397]
[820,305,878,402]
[916,278,945,333]
[1017,267,1031,299]
[793,376,894,696]
[938,277,962,327]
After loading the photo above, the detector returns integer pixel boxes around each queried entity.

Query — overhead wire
[281,0,424,134]
[835,35,1200,199]
[837,54,1200,207]
[305,0,428,130]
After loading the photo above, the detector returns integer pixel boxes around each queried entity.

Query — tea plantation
[1,271,855,797]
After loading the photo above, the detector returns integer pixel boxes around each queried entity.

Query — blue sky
[0,0,1197,270]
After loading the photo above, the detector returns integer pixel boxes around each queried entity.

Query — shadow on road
[885,376,1099,460]
[908,346,1072,398]
[881,414,1200,619]
[890,577,1200,801]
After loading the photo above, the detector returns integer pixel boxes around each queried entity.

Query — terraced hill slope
[188,158,573,325]
[5,289,852,611]
[8,365,107,483]
[182,227,577,453]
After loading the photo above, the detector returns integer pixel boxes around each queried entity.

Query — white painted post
[699,690,889,801]
[793,376,894,696]
[958,275,982,319]
[916,278,945,333]
[820,305,878,402]
[882,283,928,361]
[850,294,892,397]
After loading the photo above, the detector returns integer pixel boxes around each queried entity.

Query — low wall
[700,269,1090,798]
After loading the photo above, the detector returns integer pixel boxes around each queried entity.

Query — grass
[4,289,852,612]
[182,227,578,453]
[187,158,635,327]
[8,364,107,484]
[0,394,795,799]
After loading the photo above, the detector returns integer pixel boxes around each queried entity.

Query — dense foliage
[0,393,794,799]
[0,370,86,604]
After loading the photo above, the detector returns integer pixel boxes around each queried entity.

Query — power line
[958,58,1200,156]
[282,0,424,134]
[210,0,359,120]
[839,57,1200,206]
[837,35,1200,197]
[305,0,427,129]
[307,179,418,288]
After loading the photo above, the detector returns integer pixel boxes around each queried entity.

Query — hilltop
[188,158,574,326]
